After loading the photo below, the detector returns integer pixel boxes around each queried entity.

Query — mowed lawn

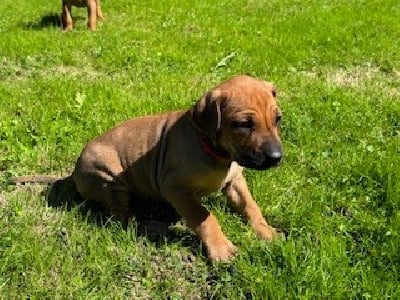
[0,0,399,298]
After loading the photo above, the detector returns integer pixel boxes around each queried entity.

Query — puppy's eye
[231,120,254,132]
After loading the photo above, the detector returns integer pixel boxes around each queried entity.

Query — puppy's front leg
[223,172,281,241]
[163,189,236,262]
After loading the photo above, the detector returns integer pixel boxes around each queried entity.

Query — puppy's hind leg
[106,190,133,226]
[74,175,132,226]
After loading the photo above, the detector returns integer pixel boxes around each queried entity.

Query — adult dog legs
[61,1,73,31]
[87,0,98,30]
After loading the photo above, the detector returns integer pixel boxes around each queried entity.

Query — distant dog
[12,75,283,262]
[61,0,104,31]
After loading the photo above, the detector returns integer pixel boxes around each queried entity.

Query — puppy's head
[191,75,282,170]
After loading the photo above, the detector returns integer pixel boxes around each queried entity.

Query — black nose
[239,145,283,170]
[261,149,282,169]
[266,150,282,164]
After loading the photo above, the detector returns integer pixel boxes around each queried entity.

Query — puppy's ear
[190,90,222,144]
[263,81,277,98]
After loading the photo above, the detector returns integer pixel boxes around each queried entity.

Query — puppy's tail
[10,175,69,185]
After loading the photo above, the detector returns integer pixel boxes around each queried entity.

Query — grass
[1,0,399,298]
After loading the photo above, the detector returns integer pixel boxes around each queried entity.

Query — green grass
[1,0,399,298]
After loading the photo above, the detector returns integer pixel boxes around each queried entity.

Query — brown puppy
[72,75,283,261]
[61,0,104,31]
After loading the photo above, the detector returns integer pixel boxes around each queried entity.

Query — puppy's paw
[207,238,237,262]
[254,223,284,241]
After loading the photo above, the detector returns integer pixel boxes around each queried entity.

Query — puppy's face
[191,75,282,170]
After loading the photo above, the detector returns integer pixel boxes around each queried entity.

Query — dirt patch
[50,65,103,79]
[327,66,381,87]
[0,56,105,82]
[301,65,400,97]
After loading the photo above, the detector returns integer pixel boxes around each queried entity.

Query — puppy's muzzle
[238,141,282,171]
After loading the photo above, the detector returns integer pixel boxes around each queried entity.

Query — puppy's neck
[197,132,231,162]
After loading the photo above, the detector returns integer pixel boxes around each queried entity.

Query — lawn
[0,0,399,298]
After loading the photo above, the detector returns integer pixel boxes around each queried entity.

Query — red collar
[197,133,231,161]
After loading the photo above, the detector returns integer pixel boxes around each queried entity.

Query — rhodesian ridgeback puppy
[11,75,283,261]
[71,75,283,261]
[61,0,104,31]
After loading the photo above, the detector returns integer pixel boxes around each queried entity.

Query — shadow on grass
[44,177,200,251]
[21,13,85,30]
[21,13,61,30]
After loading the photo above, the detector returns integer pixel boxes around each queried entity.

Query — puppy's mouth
[235,149,283,171]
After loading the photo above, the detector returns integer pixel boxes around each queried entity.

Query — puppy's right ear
[190,90,222,144]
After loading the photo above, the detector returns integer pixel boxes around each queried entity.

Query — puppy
[61,0,104,31]
[71,75,283,261]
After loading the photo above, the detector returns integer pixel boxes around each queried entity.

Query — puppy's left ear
[263,81,277,98]
[271,85,277,98]
[190,90,223,144]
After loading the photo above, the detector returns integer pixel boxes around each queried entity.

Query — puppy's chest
[189,168,229,196]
